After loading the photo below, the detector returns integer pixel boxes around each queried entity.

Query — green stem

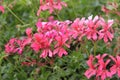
[56,14,62,21]
[6,6,25,25]
[81,38,90,56]
[93,41,97,56]
[81,43,89,56]
[54,10,62,21]
[85,38,90,56]
[70,0,77,17]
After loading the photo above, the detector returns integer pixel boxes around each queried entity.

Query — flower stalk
[6,6,25,25]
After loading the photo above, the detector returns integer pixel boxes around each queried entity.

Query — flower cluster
[5,19,72,58]
[32,19,72,58]
[84,54,120,80]
[5,15,114,58]
[37,0,67,16]
[71,15,114,42]
[2,1,118,80]
[5,37,31,55]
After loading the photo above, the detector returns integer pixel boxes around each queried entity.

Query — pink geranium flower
[40,39,53,58]
[5,38,16,54]
[84,55,97,79]
[85,54,112,80]
[71,18,86,40]
[31,33,44,52]
[54,33,70,48]
[109,55,120,77]
[99,18,114,43]
[53,33,70,57]
[5,38,29,55]
[85,15,100,41]
[34,19,72,58]
[96,54,112,80]
[0,6,4,13]
[31,33,53,58]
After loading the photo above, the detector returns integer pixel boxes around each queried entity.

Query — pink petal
[118,69,120,77]
[31,42,40,52]
[98,33,104,40]
[87,33,92,40]
[36,20,42,28]
[93,16,99,23]
[61,2,67,7]
[17,48,23,55]
[101,72,106,80]
[116,56,120,63]
[26,28,32,37]
[106,71,112,78]
[58,48,67,57]
[109,55,117,63]
[108,20,114,28]
[64,43,70,48]
[110,65,117,76]
[102,53,108,59]
[105,59,110,66]
[37,6,41,16]
[49,49,53,57]
[86,55,94,68]
[0,6,4,13]
[104,35,108,43]
[92,33,97,40]
[106,31,113,41]
[40,50,47,58]
[53,48,59,55]
[84,69,96,79]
